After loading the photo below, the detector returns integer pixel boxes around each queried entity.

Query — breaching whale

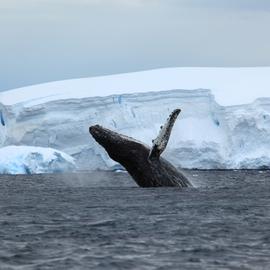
[89,109,192,188]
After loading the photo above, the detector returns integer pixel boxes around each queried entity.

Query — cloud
[0,0,270,91]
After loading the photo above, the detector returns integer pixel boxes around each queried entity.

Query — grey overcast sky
[0,0,270,91]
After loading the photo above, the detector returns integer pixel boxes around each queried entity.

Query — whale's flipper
[148,109,181,160]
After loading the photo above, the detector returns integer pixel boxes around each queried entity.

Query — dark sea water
[0,170,270,270]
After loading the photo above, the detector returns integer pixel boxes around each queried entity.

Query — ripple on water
[0,170,270,269]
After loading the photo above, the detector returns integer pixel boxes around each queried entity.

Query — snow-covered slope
[0,146,76,174]
[0,67,270,170]
[1,67,270,106]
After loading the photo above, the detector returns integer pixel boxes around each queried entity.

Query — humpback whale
[89,109,192,188]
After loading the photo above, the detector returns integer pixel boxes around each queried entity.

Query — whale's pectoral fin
[148,109,181,160]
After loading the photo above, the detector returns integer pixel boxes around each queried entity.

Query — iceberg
[0,146,76,174]
[0,67,270,170]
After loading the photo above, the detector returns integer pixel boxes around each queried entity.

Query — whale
[89,109,192,188]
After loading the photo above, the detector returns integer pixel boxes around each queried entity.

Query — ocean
[0,170,269,270]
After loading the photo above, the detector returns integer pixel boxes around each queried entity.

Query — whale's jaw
[89,125,149,164]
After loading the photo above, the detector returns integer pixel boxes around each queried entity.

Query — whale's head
[89,125,149,165]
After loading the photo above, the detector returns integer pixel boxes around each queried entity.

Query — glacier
[1,67,270,171]
[0,146,76,174]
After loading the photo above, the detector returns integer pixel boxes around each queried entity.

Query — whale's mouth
[89,125,142,144]
[89,125,103,139]
[89,124,122,148]
[89,124,148,156]
[89,124,119,139]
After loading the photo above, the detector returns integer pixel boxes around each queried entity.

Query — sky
[0,0,270,91]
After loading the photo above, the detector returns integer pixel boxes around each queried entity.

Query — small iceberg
[0,146,76,174]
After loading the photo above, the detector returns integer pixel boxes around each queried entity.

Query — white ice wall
[1,67,270,170]
[1,87,270,170]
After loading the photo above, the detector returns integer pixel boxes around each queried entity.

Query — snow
[0,67,270,170]
[0,67,270,107]
[0,146,76,174]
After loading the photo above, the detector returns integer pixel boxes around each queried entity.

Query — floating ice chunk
[0,146,76,174]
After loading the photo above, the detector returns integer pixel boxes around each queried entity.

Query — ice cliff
[1,67,270,170]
